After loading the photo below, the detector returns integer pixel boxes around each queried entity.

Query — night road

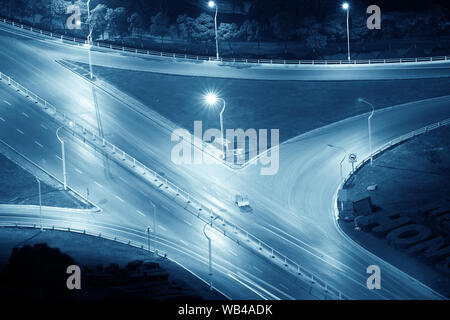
[0,0,449,310]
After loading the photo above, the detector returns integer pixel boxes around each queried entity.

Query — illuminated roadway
[0,22,449,299]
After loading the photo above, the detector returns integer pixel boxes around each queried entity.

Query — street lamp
[85,0,94,79]
[35,176,43,231]
[328,144,347,182]
[342,2,351,61]
[203,216,218,291]
[358,98,375,166]
[150,200,156,248]
[204,93,226,158]
[208,1,219,60]
[56,121,73,190]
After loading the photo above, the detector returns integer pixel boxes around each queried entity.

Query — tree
[269,12,296,53]
[128,12,145,40]
[150,12,170,51]
[218,22,241,52]
[306,34,327,55]
[24,0,47,23]
[87,4,108,40]
[176,14,195,42]
[191,13,215,43]
[49,0,68,30]
[322,15,346,42]
[105,7,128,38]
[240,19,262,48]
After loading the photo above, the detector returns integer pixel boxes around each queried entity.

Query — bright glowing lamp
[342,3,349,10]
[205,93,218,105]
[208,1,216,8]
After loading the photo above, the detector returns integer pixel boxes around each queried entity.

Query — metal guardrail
[0,70,345,300]
[340,118,450,191]
[1,17,449,67]
[0,222,167,258]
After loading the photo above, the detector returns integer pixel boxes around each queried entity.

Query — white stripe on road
[136,210,145,217]
[21,112,29,118]
[183,219,193,226]
[40,124,48,130]
[16,128,24,135]
[56,155,62,161]
[179,239,187,245]
[74,168,83,174]
[115,195,124,203]
[158,225,167,231]
[0,116,5,122]
[3,100,11,105]
[94,181,103,188]
[279,283,289,291]
[229,250,238,257]
[34,141,43,148]
[253,266,263,273]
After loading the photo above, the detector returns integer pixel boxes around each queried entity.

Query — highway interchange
[0,21,449,300]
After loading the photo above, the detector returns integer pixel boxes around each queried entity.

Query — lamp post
[76,1,94,79]
[56,122,73,190]
[203,216,218,291]
[328,144,347,182]
[56,126,67,190]
[86,0,94,79]
[150,200,156,249]
[205,93,226,158]
[35,177,43,231]
[146,226,151,251]
[358,98,375,166]
[342,3,351,61]
[208,1,219,60]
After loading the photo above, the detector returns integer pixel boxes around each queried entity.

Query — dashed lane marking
[115,195,125,203]
[136,209,146,217]
[94,181,103,188]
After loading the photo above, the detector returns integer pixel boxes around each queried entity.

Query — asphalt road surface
[0,22,449,299]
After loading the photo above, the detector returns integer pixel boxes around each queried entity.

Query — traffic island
[0,149,91,209]
[338,125,450,298]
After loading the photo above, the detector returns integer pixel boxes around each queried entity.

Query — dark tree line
[0,0,448,56]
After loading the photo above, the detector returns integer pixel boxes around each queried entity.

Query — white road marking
[16,128,24,135]
[279,283,289,291]
[34,141,43,148]
[183,219,193,226]
[74,168,83,174]
[3,100,11,105]
[0,116,5,122]
[179,239,187,245]
[21,112,29,118]
[136,210,145,217]
[253,266,263,273]
[229,250,238,257]
[115,195,124,203]
[56,155,62,161]
[158,225,167,231]
[40,124,48,130]
[94,181,103,188]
